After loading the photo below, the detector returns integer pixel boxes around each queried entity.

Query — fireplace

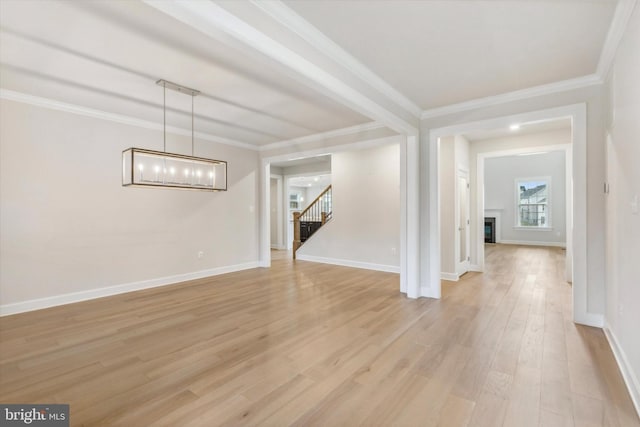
[485,217,496,243]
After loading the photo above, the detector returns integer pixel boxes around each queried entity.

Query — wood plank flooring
[1,245,638,426]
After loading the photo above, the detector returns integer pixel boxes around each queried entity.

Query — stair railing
[293,185,332,258]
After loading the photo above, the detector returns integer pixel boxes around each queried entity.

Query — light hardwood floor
[1,245,638,426]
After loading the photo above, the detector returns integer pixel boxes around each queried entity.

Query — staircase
[292,185,332,258]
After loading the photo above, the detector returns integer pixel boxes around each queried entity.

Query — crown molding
[596,0,638,79]
[420,74,602,120]
[258,121,386,152]
[0,88,259,151]
[251,0,422,119]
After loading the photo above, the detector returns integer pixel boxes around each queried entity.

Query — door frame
[428,103,601,327]
[269,174,284,250]
[456,167,470,276]
[259,135,419,298]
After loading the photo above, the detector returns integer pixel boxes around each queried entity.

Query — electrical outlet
[619,304,624,317]
[391,247,397,255]
[197,251,204,259]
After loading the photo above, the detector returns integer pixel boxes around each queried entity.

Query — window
[516,178,550,227]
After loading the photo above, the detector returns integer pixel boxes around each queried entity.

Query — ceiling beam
[142,0,419,135]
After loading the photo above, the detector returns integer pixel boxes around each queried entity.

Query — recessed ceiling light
[509,124,521,131]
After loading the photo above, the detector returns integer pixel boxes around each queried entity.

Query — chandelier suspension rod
[192,95,194,157]
[163,83,166,153]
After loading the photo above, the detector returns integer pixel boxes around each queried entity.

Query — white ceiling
[0,0,621,148]
[0,0,369,147]
[289,174,332,188]
[271,155,332,169]
[284,0,617,110]
[463,118,571,142]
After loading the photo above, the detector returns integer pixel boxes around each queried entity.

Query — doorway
[456,170,470,276]
[428,104,597,326]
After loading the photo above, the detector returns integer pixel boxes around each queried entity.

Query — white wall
[282,160,331,177]
[455,134,470,172]
[289,186,308,209]
[0,100,260,312]
[270,177,278,246]
[439,135,470,278]
[297,141,400,272]
[604,4,640,413]
[484,151,566,246]
[470,129,571,258]
[439,136,456,276]
[304,182,330,208]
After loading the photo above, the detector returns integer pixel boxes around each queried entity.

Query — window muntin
[516,178,550,227]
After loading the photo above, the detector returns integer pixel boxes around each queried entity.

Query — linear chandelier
[122,80,227,191]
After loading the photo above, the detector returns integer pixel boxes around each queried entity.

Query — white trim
[499,240,565,248]
[427,135,442,298]
[420,285,440,299]
[251,0,422,119]
[263,134,400,166]
[406,135,420,298]
[441,272,459,282]
[259,122,385,152]
[421,75,601,120]
[469,264,482,273]
[399,136,408,294]
[429,104,591,325]
[511,227,553,231]
[269,173,284,250]
[604,325,640,417]
[0,88,258,151]
[455,168,471,276]
[296,254,399,274]
[144,0,418,135]
[574,312,604,328]
[0,262,260,316]
[259,161,272,267]
[596,0,639,79]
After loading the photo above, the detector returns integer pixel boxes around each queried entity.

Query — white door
[457,172,470,275]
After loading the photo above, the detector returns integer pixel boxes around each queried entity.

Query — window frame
[514,176,552,229]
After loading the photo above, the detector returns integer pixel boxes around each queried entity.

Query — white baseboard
[270,244,286,250]
[573,311,604,328]
[441,272,459,281]
[469,264,483,272]
[295,254,399,273]
[0,262,260,316]
[604,324,640,418]
[500,240,566,248]
[420,285,440,299]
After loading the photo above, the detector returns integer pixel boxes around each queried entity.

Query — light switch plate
[632,194,639,215]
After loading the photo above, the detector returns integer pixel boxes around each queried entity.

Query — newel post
[293,211,301,259]
[321,211,327,225]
